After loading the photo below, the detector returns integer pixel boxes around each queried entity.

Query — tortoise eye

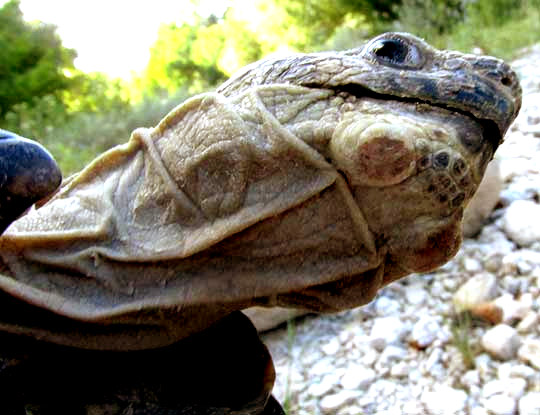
[366,36,423,69]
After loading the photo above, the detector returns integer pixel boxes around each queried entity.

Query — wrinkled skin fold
[0,32,521,351]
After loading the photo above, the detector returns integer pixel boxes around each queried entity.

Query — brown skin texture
[0,32,521,351]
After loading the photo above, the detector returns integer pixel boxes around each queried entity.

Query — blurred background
[1,0,539,175]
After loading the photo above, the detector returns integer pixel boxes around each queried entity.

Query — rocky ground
[257,45,540,415]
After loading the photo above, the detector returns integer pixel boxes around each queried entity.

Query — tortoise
[0,32,521,414]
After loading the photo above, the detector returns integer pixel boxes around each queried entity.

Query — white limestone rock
[503,200,540,246]
[519,392,540,415]
[453,272,498,312]
[339,366,375,390]
[517,339,540,369]
[493,293,532,324]
[462,159,502,237]
[421,386,468,414]
[319,390,359,413]
[482,378,526,400]
[484,394,517,415]
[410,315,440,349]
[481,324,522,360]
[369,316,410,351]
[307,373,339,398]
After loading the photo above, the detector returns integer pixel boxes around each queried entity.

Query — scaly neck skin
[232,85,358,158]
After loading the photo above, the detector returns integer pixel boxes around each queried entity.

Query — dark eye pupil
[372,39,408,64]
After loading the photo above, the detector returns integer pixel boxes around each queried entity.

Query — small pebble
[519,392,540,415]
[503,200,540,246]
[517,339,540,369]
[453,273,498,312]
[464,257,482,273]
[369,317,409,351]
[321,337,341,356]
[517,310,539,333]
[339,366,375,390]
[421,386,468,414]
[307,374,338,397]
[410,315,440,349]
[481,324,522,360]
[484,394,517,415]
[320,390,358,413]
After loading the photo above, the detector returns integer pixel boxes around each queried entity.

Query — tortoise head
[325,33,521,282]
[221,32,521,285]
[0,129,62,234]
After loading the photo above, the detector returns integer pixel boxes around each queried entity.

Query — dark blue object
[0,129,62,234]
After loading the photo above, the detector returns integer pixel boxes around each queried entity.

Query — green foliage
[390,0,540,59]
[465,0,523,26]
[274,0,399,48]
[0,0,76,117]
[1,88,189,175]
[141,20,228,95]
[440,0,540,59]
[139,8,272,96]
[63,72,131,114]
[393,0,465,40]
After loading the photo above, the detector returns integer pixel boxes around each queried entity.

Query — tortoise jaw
[328,83,504,153]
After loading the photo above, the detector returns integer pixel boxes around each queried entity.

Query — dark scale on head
[452,157,467,177]
[451,193,466,208]
[459,130,484,153]
[433,173,452,189]
[0,129,62,234]
[459,175,471,188]
[437,194,448,203]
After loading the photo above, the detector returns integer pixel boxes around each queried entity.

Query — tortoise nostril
[501,76,512,86]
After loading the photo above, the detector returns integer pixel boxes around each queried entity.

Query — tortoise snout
[471,57,522,117]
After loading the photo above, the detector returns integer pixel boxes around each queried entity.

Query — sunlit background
[8,0,230,79]
[1,0,539,175]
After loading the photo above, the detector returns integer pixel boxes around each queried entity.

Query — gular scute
[0,33,522,350]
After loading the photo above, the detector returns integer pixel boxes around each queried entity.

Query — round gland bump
[330,120,418,187]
